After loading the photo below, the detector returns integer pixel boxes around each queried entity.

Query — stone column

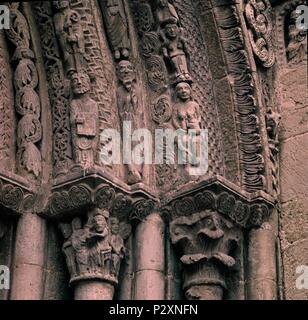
[169,210,241,300]
[247,219,278,300]
[59,208,131,300]
[74,281,114,300]
[10,213,47,300]
[134,212,165,300]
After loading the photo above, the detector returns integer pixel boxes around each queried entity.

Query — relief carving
[286,8,307,64]
[100,0,131,60]
[172,82,202,178]
[245,0,275,68]
[70,72,98,169]
[5,3,42,178]
[53,0,86,76]
[0,31,15,171]
[59,208,131,285]
[170,210,241,300]
[155,0,179,28]
[161,21,191,83]
[117,60,144,185]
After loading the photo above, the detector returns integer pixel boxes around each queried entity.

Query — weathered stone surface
[0,0,306,301]
[280,133,308,203]
[282,239,308,300]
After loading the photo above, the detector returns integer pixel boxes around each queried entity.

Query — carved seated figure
[70,72,98,169]
[161,22,191,83]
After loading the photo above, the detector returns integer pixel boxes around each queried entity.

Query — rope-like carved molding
[0,176,35,214]
[212,1,266,193]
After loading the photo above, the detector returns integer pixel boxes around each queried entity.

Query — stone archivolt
[0,0,285,301]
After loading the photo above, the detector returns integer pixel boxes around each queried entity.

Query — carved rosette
[244,0,275,68]
[163,177,274,299]
[5,3,42,178]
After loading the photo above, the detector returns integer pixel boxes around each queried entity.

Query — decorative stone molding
[0,175,36,214]
[163,176,274,299]
[213,2,266,193]
[244,0,275,68]
[46,171,156,221]
[5,3,42,178]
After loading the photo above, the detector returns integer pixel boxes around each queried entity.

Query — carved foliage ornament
[164,189,270,229]
[0,178,35,213]
[245,0,275,68]
[5,3,42,178]
[170,210,241,300]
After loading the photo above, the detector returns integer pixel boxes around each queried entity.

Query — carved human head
[117,60,135,85]
[72,217,82,231]
[109,217,120,234]
[92,212,108,233]
[175,82,192,101]
[164,22,179,39]
[71,72,91,95]
[53,0,69,10]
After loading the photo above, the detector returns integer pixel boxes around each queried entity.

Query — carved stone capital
[163,176,275,299]
[59,207,131,287]
[169,209,241,300]
[45,170,156,222]
[0,174,36,215]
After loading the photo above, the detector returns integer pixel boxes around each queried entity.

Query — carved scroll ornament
[245,0,275,68]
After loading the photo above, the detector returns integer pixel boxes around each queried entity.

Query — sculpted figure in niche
[155,0,179,27]
[161,22,191,83]
[53,0,85,76]
[172,82,202,175]
[70,72,98,169]
[117,60,143,184]
[101,0,131,60]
